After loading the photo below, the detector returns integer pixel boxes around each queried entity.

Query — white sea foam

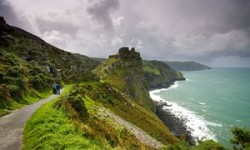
[206,121,222,127]
[169,81,179,90]
[150,83,217,142]
[199,102,206,105]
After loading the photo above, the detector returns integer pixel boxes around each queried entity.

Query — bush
[28,61,43,76]
[7,66,20,77]
[31,74,46,91]
[55,91,89,121]
[0,84,10,101]
[194,140,226,150]
[7,84,21,99]
[231,127,250,150]
[3,76,24,88]
[67,94,89,120]
[3,53,19,66]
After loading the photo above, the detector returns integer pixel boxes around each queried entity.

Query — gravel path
[0,89,63,150]
[98,107,164,149]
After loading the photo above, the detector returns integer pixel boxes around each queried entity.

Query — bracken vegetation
[0,16,99,116]
[24,85,151,149]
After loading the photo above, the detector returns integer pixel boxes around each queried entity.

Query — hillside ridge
[93,47,155,111]
[164,61,211,71]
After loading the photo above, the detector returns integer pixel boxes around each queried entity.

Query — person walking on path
[56,83,60,94]
[52,83,57,94]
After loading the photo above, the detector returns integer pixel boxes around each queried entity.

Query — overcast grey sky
[1,0,250,67]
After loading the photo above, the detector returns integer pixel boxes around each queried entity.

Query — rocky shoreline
[155,100,196,145]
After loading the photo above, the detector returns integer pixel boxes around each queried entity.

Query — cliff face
[93,47,155,111]
[143,60,185,89]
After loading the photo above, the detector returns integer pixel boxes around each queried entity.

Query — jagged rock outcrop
[93,47,155,111]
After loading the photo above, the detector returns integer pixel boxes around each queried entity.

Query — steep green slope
[0,51,53,116]
[0,17,99,115]
[93,47,155,111]
[164,61,211,71]
[24,83,179,149]
[91,57,186,89]
[143,60,185,89]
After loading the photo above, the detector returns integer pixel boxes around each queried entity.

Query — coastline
[149,81,215,145]
[155,101,195,145]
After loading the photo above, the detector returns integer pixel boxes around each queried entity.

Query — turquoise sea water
[151,68,250,148]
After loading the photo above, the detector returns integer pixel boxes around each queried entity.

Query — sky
[1,0,250,67]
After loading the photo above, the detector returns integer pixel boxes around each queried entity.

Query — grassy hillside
[0,16,99,116]
[164,61,211,71]
[91,57,186,89]
[93,47,155,111]
[24,83,179,149]
[24,83,232,149]
[143,60,185,89]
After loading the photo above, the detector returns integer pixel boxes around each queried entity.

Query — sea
[150,68,250,148]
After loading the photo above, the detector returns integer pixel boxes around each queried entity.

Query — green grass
[94,57,155,111]
[62,83,179,145]
[23,99,102,150]
[23,85,101,149]
[0,109,8,116]
[0,90,51,117]
[163,140,226,150]
[143,65,161,75]
[23,84,148,149]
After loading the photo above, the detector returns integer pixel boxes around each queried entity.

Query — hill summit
[109,47,141,61]
[94,47,155,111]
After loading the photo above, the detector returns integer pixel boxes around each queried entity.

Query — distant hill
[164,61,211,71]
[91,57,106,62]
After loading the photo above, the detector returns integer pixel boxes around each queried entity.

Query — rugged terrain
[93,47,155,111]
[0,16,99,116]
[0,17,232,149]
[143,60,185,89]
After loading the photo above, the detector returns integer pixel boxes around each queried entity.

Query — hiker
[52,83,57,94]
[56,83,60,94]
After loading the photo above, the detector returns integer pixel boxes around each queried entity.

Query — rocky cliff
[143,60,185,89]
[93,47,155,111]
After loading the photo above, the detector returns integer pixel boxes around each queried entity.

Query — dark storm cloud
[87,0,119,31]
[0,0,19,25]
[219,0,250,32]
[3,0,250,67]
[0,0,30,30]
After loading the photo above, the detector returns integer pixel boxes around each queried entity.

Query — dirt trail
[98,107,164,149]
[0,89,63,150]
